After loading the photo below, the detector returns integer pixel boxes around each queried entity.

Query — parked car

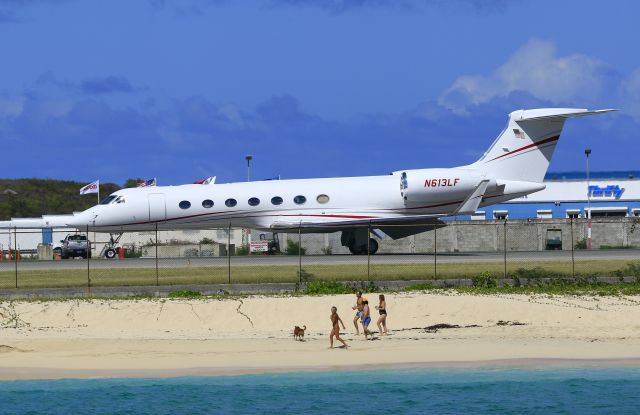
[60,234,91,259]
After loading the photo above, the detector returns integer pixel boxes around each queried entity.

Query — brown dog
[293,325,306,341]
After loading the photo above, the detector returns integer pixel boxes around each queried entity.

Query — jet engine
[399,168,487,208]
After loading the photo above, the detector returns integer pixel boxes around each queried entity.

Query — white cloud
[439,39,610,114]
[0,95,25,118]
[619,68,640,121]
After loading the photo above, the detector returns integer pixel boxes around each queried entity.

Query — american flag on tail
[194,176,216,185]
[137,178,156,187]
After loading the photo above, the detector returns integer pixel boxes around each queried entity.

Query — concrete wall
[278,218,640,254]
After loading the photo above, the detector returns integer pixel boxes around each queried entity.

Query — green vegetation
[168,290,202,298]
[0,178,122,220]
[285,240,306,255]
[1,259,640,291]
[303,280,353,295]
[303,279,379,295]
[600,245,635,250]
[321,246,333,255]
[472,271,497,288]
[236,245,249,255]
[574,238,587,250]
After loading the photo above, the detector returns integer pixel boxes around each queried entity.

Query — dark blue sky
[1,0,639,185]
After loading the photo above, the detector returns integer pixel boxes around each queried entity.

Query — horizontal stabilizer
[513,108,616,121]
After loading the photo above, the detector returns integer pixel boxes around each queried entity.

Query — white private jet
[67,108,614,254]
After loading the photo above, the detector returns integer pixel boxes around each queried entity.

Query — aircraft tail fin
[470,108,615,183]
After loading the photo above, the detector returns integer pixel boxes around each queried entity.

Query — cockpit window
[99,195,125,205]
[100,195,117,205]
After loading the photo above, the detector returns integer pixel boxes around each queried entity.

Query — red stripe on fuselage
[123,212,380,226]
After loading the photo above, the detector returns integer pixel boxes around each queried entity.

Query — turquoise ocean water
[1,368,639,414]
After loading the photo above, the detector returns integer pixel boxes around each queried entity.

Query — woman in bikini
[375,294,388,335]
[329,306,348,349]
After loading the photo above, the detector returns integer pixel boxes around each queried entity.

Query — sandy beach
[1,292,640,380]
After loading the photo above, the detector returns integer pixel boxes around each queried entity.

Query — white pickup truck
[60,234,91,259]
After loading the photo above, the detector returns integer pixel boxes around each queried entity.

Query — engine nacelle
[399,168,489,208]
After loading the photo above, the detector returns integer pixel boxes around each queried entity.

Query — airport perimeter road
[1,249,638,271]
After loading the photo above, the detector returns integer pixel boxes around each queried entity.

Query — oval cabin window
[271,196,283,205]
[202,199,214,208]
[248,197,260,206]
[294,195,306,205]
[316,194,330,204]
[225,198,237,207]
[179,201,191,210]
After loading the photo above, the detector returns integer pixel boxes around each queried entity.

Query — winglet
[454,180,490,215]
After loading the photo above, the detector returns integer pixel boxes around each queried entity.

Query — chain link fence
[1,218,639,290]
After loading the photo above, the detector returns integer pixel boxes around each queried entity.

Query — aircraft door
[148,193,166,221]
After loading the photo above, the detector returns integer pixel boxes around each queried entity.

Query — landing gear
[100,233,123,259]
[347,238,379,255]
[342,228,379,255]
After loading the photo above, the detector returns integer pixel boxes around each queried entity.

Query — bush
[285,240,306,255]
[574,238,587,250]
[236,245,249,255]
[304,280,353,295]
[200,237,215,244]
[168,290,202,298]
[123,247,142,258]
[472,271,497,288]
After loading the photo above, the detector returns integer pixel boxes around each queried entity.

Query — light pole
[585,149,592,250]
[245,155,253,182]
[244,155,253,250]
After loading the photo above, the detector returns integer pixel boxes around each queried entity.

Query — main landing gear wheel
[348,238,379,255]
[104,248,117,259]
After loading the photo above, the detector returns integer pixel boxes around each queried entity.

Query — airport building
[451,171,640,221]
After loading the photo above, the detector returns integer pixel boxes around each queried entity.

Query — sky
[1,0,639,185]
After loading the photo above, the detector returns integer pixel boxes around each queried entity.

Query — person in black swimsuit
[375,294,388,335]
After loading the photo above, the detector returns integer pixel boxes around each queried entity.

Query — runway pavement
[1,249,638,271]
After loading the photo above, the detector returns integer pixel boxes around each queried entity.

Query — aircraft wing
[269,214,447,238]
[453,179,490,215]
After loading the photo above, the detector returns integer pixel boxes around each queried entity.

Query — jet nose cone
[66,212,98,228]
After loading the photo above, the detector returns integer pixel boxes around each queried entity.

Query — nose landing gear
[100,233,123,259]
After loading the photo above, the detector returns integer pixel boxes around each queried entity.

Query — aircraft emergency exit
[67,108,614,254]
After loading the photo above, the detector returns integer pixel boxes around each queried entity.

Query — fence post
[433,224,437,280]
[570,217,575,278]
[13,227,18,289]
[155,223,159,286]
[228,224,231,284]
[367,223,371,282]
[298,223,302,284]
[503,220,507,279]
[86,225,91,291]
